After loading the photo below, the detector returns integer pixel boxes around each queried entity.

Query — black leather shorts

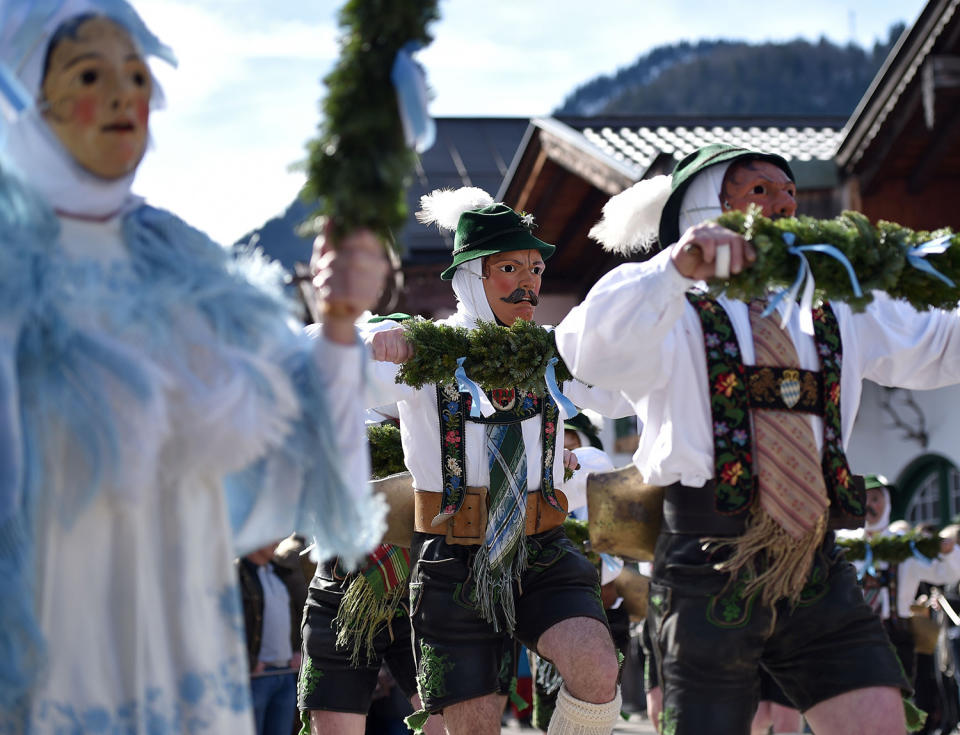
[409,526,609,712]
[647,532,910,733]
[298,562,417,714]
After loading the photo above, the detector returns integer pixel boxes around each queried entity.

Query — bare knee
[805,686,904,735]
[538,617,619,703]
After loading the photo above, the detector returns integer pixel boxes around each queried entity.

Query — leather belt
[414,487,568,545]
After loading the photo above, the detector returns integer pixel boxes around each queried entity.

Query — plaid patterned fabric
[484,422,527,572]
[359,543,411,597]
[470,421,528,631]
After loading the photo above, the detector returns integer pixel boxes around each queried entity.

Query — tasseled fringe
[471,536,528,633]
[704,507,827,607]
[333,575,407,666]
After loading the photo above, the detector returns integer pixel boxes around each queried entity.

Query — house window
[905,473,942,526]
[896,454,960,529]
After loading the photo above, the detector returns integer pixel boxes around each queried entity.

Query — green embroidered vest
[434,383,564,517]
[687,295,865,526]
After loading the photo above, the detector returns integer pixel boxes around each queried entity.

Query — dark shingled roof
[399,117,530,264]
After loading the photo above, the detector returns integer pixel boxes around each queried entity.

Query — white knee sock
[546,684,622,735]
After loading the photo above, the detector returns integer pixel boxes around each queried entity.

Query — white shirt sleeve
[897,546,960,618]
[307,328,370,502]
[841,294,960,390]
[555,249,694,394]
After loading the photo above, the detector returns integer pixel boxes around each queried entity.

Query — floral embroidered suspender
[434,383,564,518]
[687,296,864,523]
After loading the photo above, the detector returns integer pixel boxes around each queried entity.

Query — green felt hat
[864,474,892,491]
[439,203,555,281]
[657,143,794,248]
[563,412,603,451]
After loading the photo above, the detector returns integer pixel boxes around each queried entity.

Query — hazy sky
[132,0,926,244]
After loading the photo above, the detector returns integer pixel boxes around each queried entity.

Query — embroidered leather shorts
[646,531,910,733]
[298,563,417,714]
[409,526,609,712]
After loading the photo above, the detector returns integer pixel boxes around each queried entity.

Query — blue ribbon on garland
[545,356,577,420]
[455,356,494,418]
[858,541,876,581]
[763,232,863,334]
[600,553,621,573]
[391,42,436,154]
[906,235,956,288]
[909,539,934,566]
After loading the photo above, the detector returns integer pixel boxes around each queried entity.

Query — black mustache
[501,289,539,306]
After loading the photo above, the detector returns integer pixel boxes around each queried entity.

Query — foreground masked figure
[554,143,960,735]
[360,188,633,735]
[0,1,386,731]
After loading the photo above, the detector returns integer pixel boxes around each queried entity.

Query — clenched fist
[312,222,389,345]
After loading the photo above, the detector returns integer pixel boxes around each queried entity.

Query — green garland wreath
[712,209,959,312]
[366,422,405,479]
[836,532,943,563]
[562,517,598,565]
[395,318,574,395]
[303,0,439,244]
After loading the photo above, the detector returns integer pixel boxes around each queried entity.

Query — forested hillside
[556,24,905,116]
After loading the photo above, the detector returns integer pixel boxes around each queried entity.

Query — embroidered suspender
[688,296,863,522]
[812,305,864,520]
[434,383,564,518]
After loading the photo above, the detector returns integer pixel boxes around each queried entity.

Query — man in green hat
[553,142,960,734]
[365,187,633,735]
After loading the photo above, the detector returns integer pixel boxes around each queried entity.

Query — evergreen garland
[562,518,598,565]
[836,532,943,563]
[367,423,405,479]
[396,318,574,394]
[712,209,959,312]
[303,0,439,244]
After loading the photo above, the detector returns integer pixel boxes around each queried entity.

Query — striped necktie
[749,300,829,538]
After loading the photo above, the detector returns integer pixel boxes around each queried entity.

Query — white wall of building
[845,381,960,483]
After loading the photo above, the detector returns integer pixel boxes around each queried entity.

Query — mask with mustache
[500,288,539,306]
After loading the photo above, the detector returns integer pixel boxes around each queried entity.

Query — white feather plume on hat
[416,187,494,232]
[588,175,673,255]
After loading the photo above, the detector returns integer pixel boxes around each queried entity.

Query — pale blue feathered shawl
[0,170,382,709]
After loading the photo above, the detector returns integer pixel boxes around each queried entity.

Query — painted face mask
[40,15,151,179]
[721,159,797,219]
[481,248,545,325]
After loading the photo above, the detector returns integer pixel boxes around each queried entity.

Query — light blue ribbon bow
[545,357,577,420]
[764,232,863,335]
[858,541,876,581]
[906,235,956,288]
[391,42,436,154]
[455,356,494,418]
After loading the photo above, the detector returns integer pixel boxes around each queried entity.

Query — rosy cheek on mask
[135,99,149,126]
[71,95,99,126]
